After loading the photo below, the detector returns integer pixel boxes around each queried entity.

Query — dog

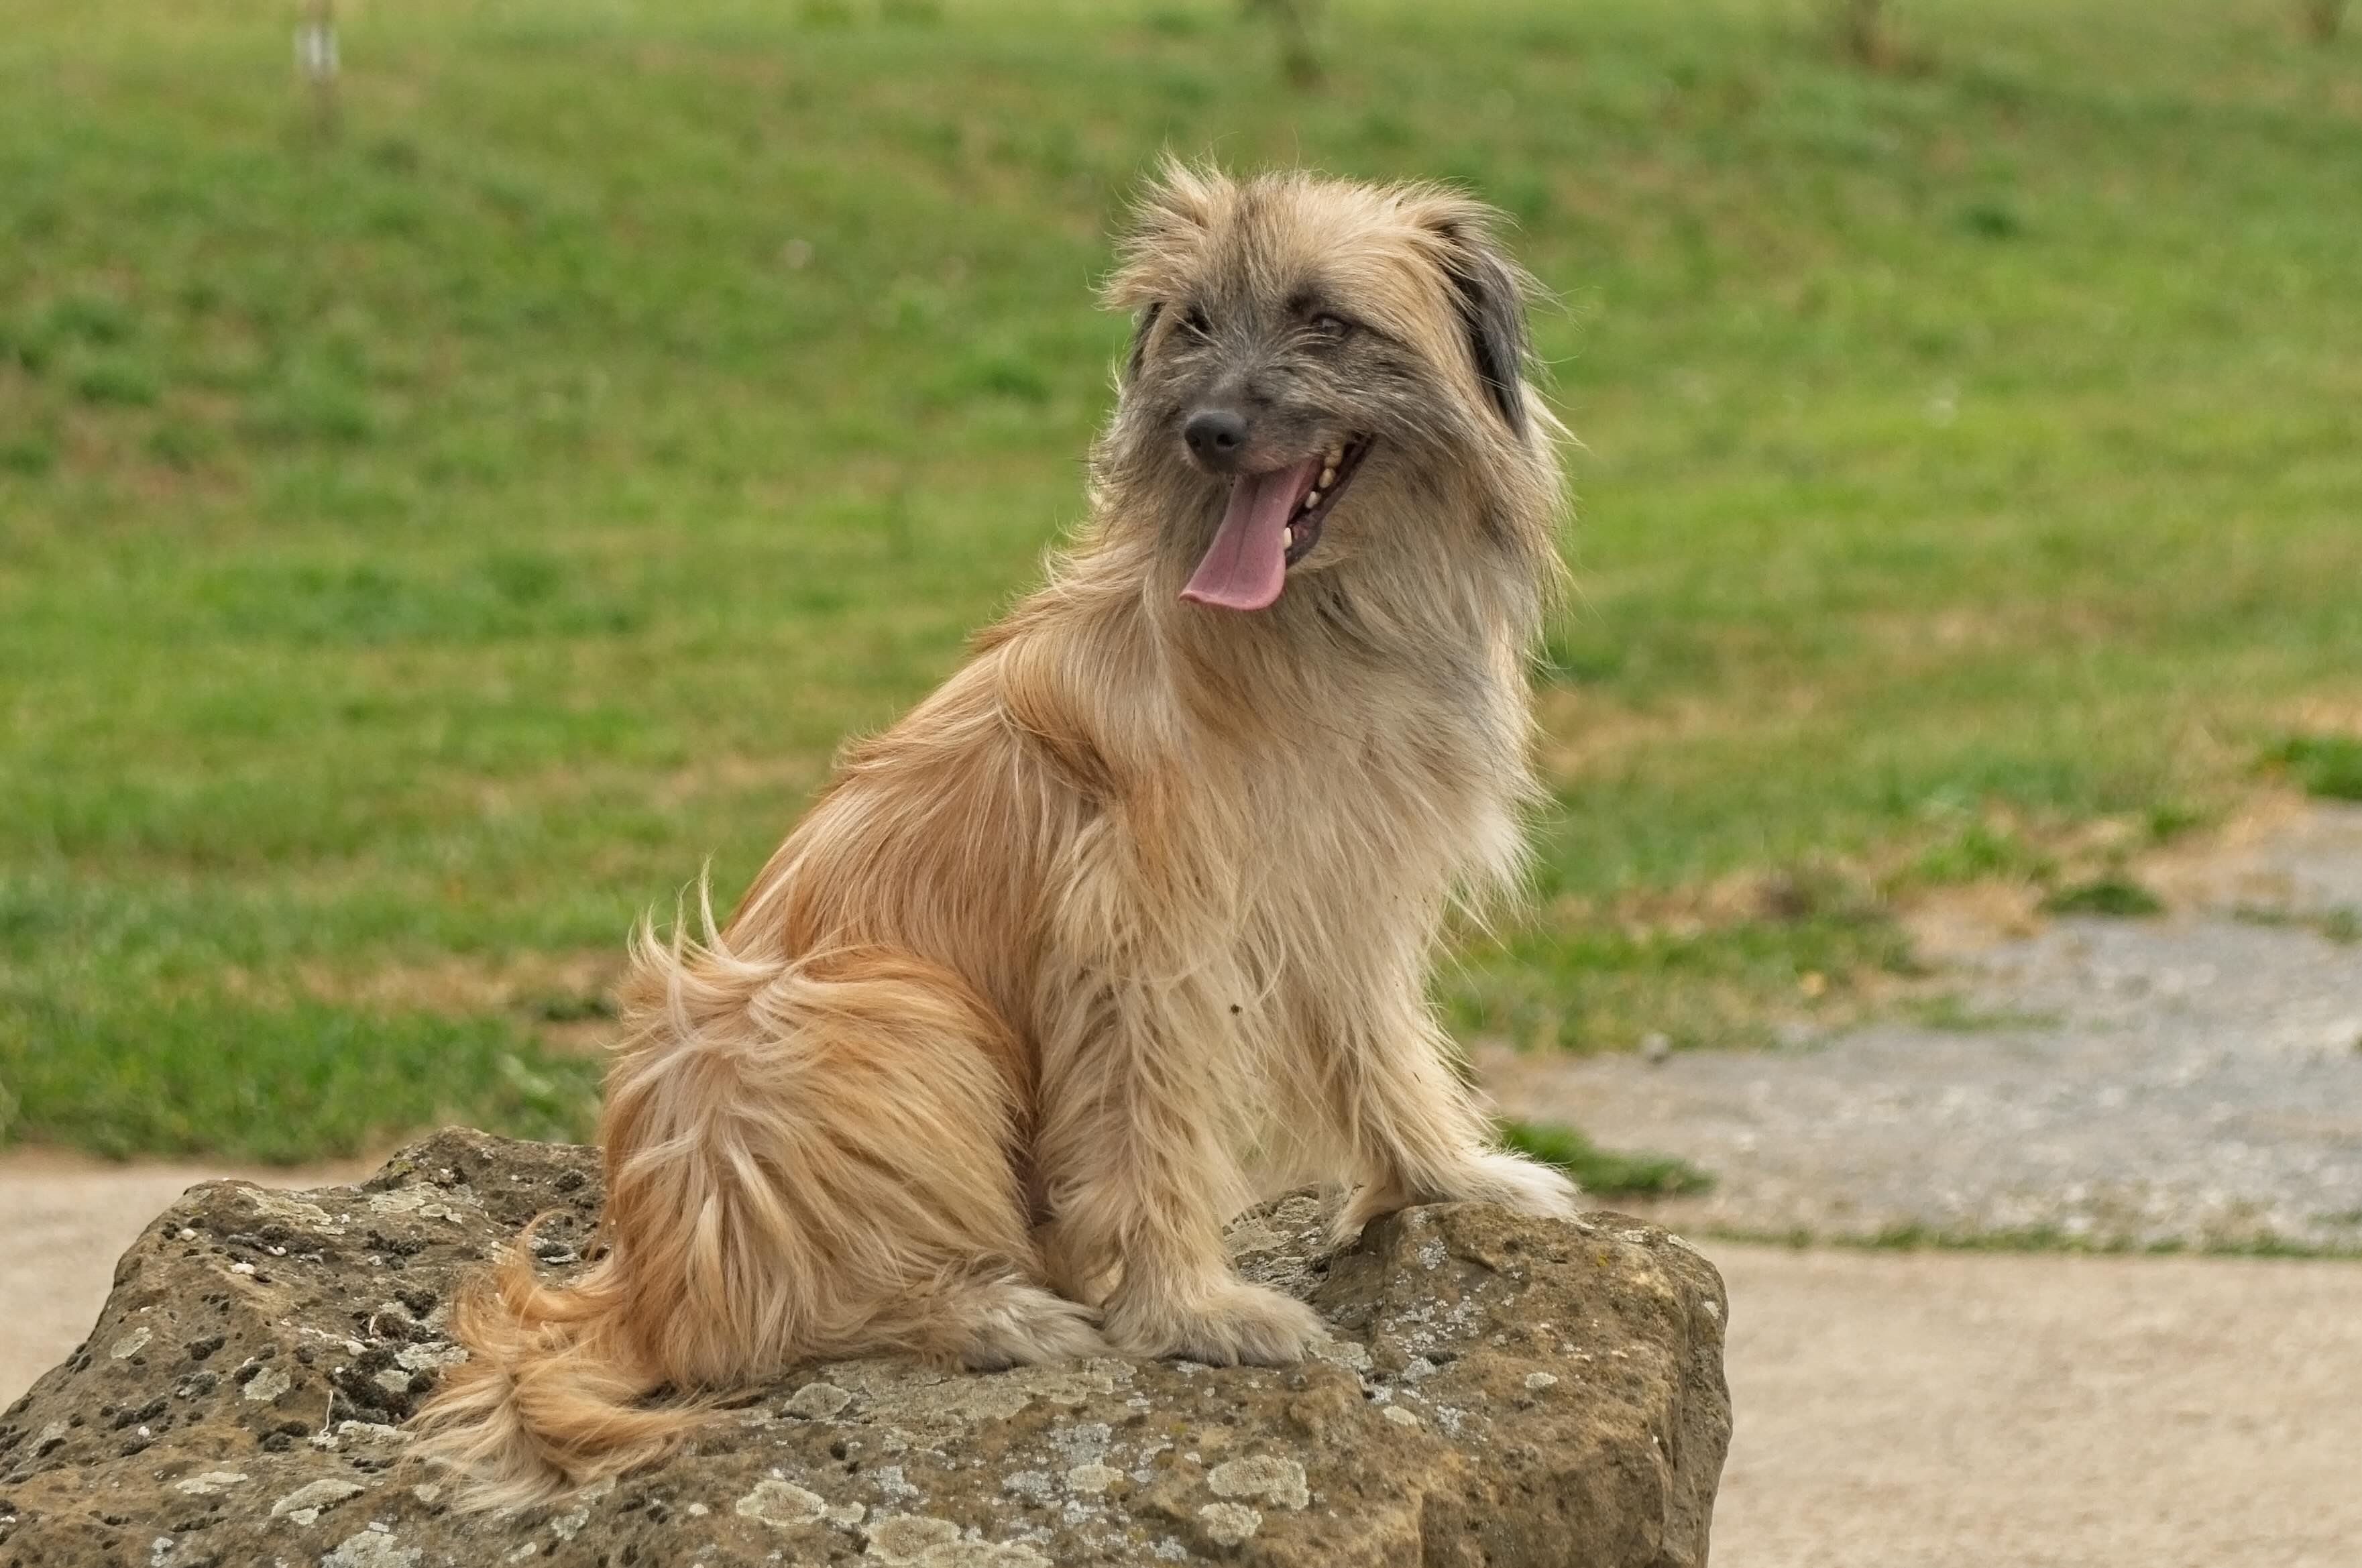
[413,162,1579,1507]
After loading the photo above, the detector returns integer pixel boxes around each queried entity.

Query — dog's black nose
[1184,408,1249,471]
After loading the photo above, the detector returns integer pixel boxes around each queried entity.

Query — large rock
[0,1129,1730,1567]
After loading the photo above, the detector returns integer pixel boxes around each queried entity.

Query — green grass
[1498,1119,1716,1200]
[2039,874,2166,917]
[2264,733,2362,801]
[1447,903,1919,1055]
[4,0,2361,1157]
[1905,994,2062,1033]
[2230,903,2362,946]
[0,991,600,1164]
[1721,1222,2362,1259]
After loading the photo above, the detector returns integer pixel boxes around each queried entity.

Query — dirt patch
[2139,789,2362,911]
[1533,686,1724,785]
[1895,877,2044,962]
[209,947,627,1052]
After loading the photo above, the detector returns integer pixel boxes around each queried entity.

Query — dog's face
[1102,165,1538,612]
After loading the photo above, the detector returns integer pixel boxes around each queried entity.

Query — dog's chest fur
[1136,610,1534,1003]
[1251,663,1522,900]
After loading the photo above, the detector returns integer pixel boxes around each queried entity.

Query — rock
[0,1128,1731,1567]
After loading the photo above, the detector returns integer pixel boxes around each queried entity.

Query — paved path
[1707,1241,2361,1568]
[1488,804,2362,1249]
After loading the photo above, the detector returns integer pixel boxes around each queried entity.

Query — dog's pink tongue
[1180,458,1318,612]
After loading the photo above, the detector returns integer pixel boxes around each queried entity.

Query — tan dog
[414,163,1578,1507]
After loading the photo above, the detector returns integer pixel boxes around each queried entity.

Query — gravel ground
[1487,804,2362,1250]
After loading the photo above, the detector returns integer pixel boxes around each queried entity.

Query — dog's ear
[1412,197,1534,434]
[1447,241,1530,434]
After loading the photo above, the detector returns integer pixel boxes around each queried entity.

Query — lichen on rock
[0,1128,1730,1565]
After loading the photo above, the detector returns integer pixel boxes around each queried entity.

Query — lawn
[3,0,2358,1159]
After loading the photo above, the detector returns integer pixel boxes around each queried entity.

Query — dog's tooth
[1319,466,1336,488]
[1303,490,1322,509]
[1327,444,1344,466]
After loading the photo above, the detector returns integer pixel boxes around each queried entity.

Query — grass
[2263,733,2362,801]
[0,992,599,1164]
[1722,1221,2362,1259]
[1498,1119,1716,1200]
[2039,874,2166,917]
[1905,993,2062,1033]
[2229,903,2362,946]
[4,0,2361,1158]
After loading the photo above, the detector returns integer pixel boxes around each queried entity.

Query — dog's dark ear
[1124,301,1162,383]
[1415,199,1533,434]
[1447,243,1530,433]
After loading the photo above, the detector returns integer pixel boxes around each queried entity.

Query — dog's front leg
[1320,987,1582,1245]
[1034,970,1325,1366]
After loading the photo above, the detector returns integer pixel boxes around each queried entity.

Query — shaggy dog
[414,163,1579,1506]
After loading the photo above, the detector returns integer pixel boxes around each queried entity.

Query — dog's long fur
[412,164,1579,1508]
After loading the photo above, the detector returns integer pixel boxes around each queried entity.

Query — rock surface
[0,1129,1729,1567]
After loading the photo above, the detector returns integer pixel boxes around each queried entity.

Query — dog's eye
[1308,313,1351,340]
[1180,306,1213,340]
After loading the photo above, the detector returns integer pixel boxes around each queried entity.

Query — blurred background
[4,0,2356,1164]
[5,1,2359,1559]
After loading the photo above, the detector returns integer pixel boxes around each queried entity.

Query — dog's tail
[412,902,797,1509]
[408,1242,706,1511]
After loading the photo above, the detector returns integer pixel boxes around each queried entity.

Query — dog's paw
[953,1282,1108,1371]
[1103,1281,1325,1367]
[1445,1148,1583,1221]
[1332,1174,1416,1247]
[1335,1151,1583,1244]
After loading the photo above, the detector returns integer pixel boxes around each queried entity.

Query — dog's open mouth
[1180,436,1373,612]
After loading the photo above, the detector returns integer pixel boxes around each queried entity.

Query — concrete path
[1707,1241,2359,1568]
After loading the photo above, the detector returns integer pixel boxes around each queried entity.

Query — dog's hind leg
[919,1272,1107,1371]
[419,938,1105,1505]
[604,939,1107,1375]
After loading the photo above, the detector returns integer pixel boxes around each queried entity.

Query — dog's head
[1101,162,1551,613]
